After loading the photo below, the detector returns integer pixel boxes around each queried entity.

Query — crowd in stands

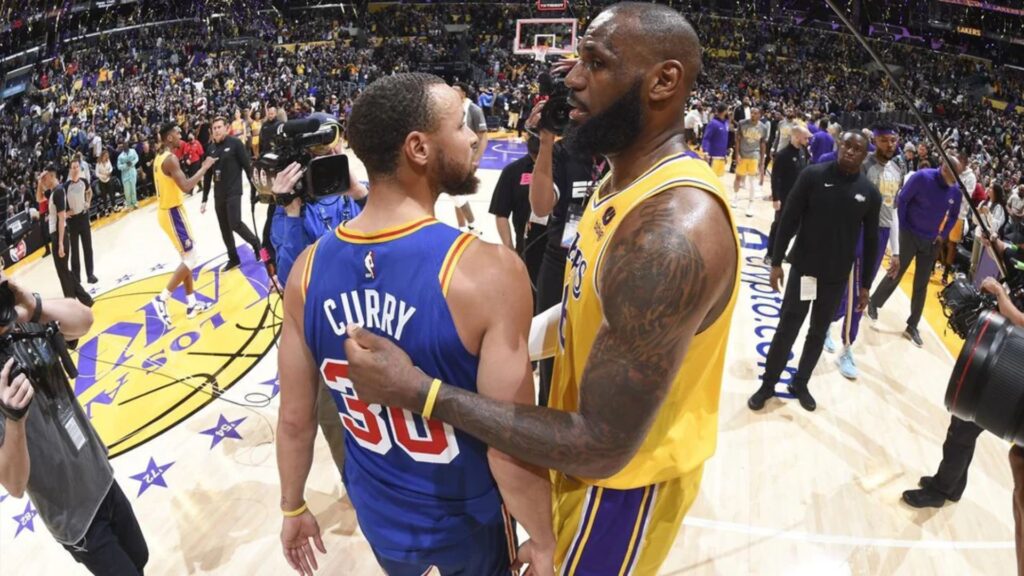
[2,2,1024,258]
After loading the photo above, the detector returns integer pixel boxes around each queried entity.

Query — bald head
[598,2,703,92]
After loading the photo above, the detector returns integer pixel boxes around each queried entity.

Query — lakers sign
[72,254,278,458]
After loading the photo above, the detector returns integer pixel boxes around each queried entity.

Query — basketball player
[149,123,218,329]
[276,74,555,576]
[733,107,767,217]
[343,4,740,573]
[823,124,905,380]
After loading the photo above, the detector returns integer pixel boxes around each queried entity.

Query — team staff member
[488,135,548,300]
[525,99,608,407]
[342,5,740,573]
[749,132,881,412]
[202,116,262,271]
[0,278,145,575]
[766,126,810,264]
[702,103,730,177]
[868,157,963,347]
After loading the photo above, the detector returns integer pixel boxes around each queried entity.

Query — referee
[749,131,881,412]
[201,116,261,271]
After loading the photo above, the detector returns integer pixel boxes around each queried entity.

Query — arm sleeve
[862,190,882,288]
[888,207,900,255]
[271,209,310,287]
[771,170,810,265]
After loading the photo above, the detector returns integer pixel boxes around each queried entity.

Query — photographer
[267,114,367,480]
[0,279,149,575]
[524,92,608,407]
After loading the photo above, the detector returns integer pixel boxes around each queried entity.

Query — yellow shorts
[736,158,759,177]
[552,468,703,576]
[948,218,965,243]
[710,158,726,177]
[158,206,196,255]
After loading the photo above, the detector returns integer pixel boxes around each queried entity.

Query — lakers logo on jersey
[566,232,587,300]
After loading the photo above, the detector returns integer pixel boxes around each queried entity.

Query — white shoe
[730,200,738,209]
[152,297,173,330]
[186,300,214,319]
[746,207,754,217]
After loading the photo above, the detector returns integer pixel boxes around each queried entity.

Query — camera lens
[946,310,1024,444]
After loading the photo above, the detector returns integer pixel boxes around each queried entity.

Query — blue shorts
[371,510,517,576]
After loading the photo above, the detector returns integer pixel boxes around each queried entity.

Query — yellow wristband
[282,503,308,518]
[422,379,442,420]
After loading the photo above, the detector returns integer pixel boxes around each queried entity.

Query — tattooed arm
[345,187,737,479]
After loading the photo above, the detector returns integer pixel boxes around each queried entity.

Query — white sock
[159,289,171,301]
[186,293,197,306]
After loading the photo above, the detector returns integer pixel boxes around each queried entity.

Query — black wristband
[30,293,42,323]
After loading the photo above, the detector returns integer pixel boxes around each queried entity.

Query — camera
[253,116,351,206]
[945,310,1024,444]
[0,322,78,421]
[938,278,998,339]
[534,70,572,136]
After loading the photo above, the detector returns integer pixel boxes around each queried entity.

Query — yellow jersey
[549,152,740,490]
[154,151,184,210]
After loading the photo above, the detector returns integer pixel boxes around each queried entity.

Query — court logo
[72,249,277,458]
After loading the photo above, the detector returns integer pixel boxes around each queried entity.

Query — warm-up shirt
[701,117,729,158]
[772,162,882,286]
[897,168,962,240]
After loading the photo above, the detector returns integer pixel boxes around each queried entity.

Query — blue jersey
[301,216,504,563]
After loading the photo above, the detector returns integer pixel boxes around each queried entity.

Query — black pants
[215,194,261,264]
[62,480,148,576]
[761,266,845,390]
[67,213,95,282]
[927,415,985,500]
[871,229,938,330]
[535,248,567,407]
[51,230,93,306]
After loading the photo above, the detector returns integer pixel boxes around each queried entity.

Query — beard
[437,148,479,197]
[563,79,644,158]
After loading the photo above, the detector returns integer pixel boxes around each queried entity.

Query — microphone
[276,118,320,138]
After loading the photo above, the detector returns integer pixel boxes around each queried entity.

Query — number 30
[320,359,460,464]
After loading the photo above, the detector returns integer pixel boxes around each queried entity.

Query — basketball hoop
[535,46,550,63]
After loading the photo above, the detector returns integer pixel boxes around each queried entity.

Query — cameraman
[524,92,608,407]
[267,114,367,480]
[0,280,149,575]
[268,115,369,286]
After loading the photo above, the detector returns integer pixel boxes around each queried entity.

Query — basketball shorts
[158,206,196,256]
[736,158,759,177]
[371,507,517,576]
[552,467,703,576]
[710,157,727,177]
[948,218,965,243]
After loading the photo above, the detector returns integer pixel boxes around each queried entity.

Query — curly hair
[348,73,447,177]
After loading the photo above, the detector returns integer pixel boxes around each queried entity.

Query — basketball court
[0,137,1015,575]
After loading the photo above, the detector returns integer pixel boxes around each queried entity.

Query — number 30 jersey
[302,217,503,563]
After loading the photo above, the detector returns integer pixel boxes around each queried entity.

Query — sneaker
[823,331,837,354]
[223,260,241,272]
[745,207,753,217]
[152,297,173,330]
[730,200,738,209]
[747,385,775,411]
[901,488,946,509]
[87,275,99,284]
[837,348,858,380]
[904,325,923,348]
[867,301,878,322]
[466,224,482,237]
[187,300,214,319]
[787,384,816,411]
